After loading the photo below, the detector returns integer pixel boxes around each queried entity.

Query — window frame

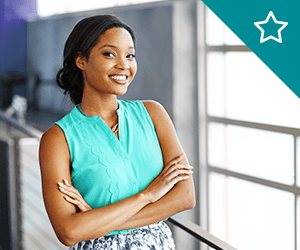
[199,4,299,250]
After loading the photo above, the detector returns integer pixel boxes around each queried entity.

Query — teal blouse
[55,100,164,235]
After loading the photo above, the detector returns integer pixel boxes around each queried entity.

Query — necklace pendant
[111,123,119,134]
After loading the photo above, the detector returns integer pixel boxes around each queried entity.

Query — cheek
[131,62,137,77]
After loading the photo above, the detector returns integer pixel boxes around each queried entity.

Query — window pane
[208,122,226,167]
[298,197,300,250]
[207,52,225,117]
[206,7,244,45]
[209,173,295,250]
[207,52,300,128]
[208,123,294,185]
[206,7,224,45]
[208,173,227,241]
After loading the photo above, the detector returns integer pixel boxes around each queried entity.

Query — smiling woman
[39,15,195,250]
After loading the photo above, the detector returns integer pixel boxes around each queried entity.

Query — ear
[75,52,87,70]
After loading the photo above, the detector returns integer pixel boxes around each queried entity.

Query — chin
[114,85,129,96]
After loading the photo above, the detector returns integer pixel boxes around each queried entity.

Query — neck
[80,91,119,121]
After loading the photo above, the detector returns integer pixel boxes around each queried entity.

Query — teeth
[110,75,127,81]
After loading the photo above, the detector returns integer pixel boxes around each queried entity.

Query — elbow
[56,225,78,247]
[59,238,74,247]
[184,192,196,210]
[180,186,196,211]
[57,233,75,247]
[56,222,106,247]
[187,195,196,210]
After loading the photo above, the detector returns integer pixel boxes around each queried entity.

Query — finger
[58,182,82,197]
[63,179,71,187]
[163,155,185,172]
[175,163,194,170]
[58,186,82,201]
[64,195,82,207]
[161,155,185,174]
[165,168,193,181]
[163,163,191,177]
[64,196,90,212]
[166,154,185,167]
[63,195,76,204]
[169,174,191,186]
[62,185,82,197]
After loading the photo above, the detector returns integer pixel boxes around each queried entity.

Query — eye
[103,52,115,57]
[127,54,136,59]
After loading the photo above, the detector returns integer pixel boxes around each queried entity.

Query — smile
[109,75,128,81]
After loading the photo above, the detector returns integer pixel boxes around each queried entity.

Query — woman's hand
[58,179,92,212]
[142,154,193,203]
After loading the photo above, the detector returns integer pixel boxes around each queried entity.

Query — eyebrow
[99,45,135,50]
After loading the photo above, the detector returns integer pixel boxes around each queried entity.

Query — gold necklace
[111,123,119,134]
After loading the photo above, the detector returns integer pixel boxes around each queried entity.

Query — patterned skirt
[70,221,176,250]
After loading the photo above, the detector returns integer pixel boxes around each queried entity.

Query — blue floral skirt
[70,221,176,250]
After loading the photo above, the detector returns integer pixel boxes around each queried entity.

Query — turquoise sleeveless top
[55,100,164,235]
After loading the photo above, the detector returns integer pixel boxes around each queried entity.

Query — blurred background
[1,0,300,249]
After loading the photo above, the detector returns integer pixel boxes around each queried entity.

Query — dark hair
[56,15,136,105]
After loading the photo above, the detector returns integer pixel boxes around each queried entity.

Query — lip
[109,73,129,77]
[109,74,129,84]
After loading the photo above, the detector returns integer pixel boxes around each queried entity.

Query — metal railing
[0,109,237,250]
[168,216,237,250]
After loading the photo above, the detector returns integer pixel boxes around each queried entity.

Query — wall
[0,0,37,105]
[0,0,37,75]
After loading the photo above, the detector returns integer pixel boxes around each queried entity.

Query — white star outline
[254,11,288,43]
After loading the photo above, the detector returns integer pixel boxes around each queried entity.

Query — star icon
[254,11,288,43]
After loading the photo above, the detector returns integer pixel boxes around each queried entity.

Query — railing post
[0,139,22,250]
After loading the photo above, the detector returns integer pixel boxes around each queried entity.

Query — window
[204,7,300,250]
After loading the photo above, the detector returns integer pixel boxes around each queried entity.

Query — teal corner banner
[202,0,300,99]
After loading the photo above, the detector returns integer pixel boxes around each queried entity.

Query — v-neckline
[75,100,123,143]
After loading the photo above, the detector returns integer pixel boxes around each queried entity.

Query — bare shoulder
[141,100,176,144]
[40,125,67,152]
[39,124,71,172]
[142,100,170,126]
[142,100,164,112]
[40,124,66,144]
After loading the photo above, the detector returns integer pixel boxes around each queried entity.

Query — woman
[39,15,195,249]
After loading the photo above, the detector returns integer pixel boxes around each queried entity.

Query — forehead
[97,27,134,48]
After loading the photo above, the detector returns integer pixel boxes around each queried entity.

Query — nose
[115,56,129,70]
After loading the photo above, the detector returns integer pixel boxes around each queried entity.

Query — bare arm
[39,122,191,246]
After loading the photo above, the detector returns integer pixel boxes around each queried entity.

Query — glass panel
[207,52,225,117]
[209,173,295,250]
[298,196,300,250]
[208,123,294,185]
[208,122,226,168]
[226,52,300,127]
[226,125,294,185]
[206,7,244,45]
[208,173,227,241]
[207,51,300,128]
[225,26,244,45]
[206,7,224,46]
[167,221,198,250]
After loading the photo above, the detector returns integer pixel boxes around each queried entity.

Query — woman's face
[77,27,137,97]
